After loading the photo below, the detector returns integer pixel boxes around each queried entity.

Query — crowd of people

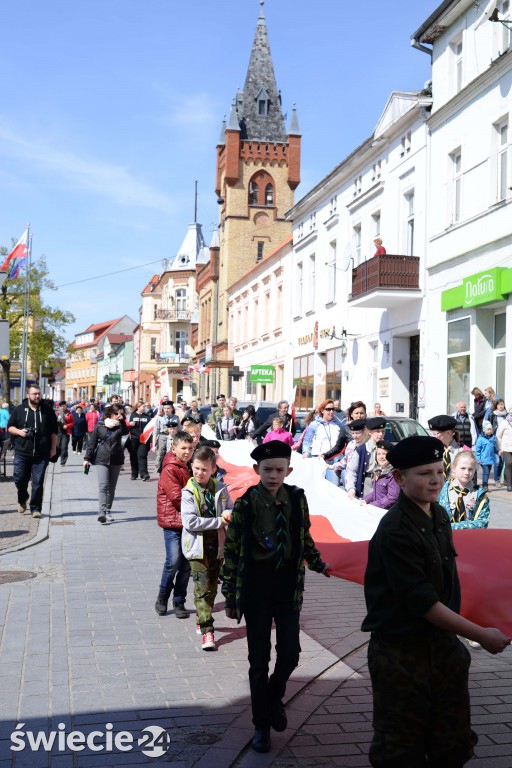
[2,384,511,762]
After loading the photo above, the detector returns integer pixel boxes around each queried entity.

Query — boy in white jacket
[181,445,233,650]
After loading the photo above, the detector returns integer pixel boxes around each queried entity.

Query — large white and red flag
[205,425,512,637]
[1,229,28,280]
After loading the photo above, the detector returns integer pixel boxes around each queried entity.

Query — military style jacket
[221,483,326,621]
[362,491,461,637]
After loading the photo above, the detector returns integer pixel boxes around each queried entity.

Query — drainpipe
[411,38,433,58]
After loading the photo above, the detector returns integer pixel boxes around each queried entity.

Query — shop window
[447,317,470,412]
[293,354,314,410]
[325,348,343,402]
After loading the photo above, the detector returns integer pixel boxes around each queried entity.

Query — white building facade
[414,0,512,413]
[228,236,293,402]
[286,91,431,418]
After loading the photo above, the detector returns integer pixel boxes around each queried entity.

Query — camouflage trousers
[190,539,221,635]
[367,631,478,767]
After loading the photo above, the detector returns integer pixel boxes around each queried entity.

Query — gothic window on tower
[249,181,259,205]
[248,172,275,207]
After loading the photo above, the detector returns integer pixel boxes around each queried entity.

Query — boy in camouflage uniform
[362,435,510,767]
[221,441,330,754]
[181,446,233,651]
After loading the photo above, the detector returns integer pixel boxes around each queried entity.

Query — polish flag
[140,416,157,444]
[202,424,512,637]
[1,229,28,280]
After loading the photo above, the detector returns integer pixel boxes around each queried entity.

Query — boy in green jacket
[221,440,330,753]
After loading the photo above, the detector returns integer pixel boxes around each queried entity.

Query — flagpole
[20,224,31,396]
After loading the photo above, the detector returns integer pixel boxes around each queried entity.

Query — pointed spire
[258,0,265,25]
[238,2,286,142]
[227,100,240,131]
[210,227,220,249]
[217,115,226,146]
[288,103,301,136]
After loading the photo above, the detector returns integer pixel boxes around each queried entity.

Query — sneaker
[106,512,114,523]
[155,590,169,616]
[468,640,481,649]
[174,603,190,619]
[142,475,150,482]
[131,475,138,480]
[196,618,201,635]
[97,514,109,525]
[72,450,76,454]
[17,502,27,514]
[202,631,216,651]
[32,510,42,519]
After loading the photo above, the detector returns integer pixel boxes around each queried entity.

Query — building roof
[161,222,210,273]
[234,0,286,142]
[142,274,161,294]
[105,333,132,345]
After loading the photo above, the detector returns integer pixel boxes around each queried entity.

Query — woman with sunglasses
[302,399,343,485]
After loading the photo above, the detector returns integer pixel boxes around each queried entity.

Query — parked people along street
[7,385,57,518]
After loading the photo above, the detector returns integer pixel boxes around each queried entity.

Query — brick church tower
[208,0,301,393]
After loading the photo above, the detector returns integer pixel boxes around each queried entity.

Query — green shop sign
[103,373,121,384]
[250,364,275,384]
[441,267,512,311]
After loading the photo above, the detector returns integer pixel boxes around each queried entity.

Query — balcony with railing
[155,309,191,321]
[349,253,421,308]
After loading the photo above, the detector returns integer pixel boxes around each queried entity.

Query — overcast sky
[1,0,437,339]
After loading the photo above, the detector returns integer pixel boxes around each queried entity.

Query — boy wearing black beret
[221,440,330,754]
[362,436,510,767]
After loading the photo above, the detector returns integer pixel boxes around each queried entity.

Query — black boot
[251,727,271,753]
[270,700,287,732]
[155,590,169,615]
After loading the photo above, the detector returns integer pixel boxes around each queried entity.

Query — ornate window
[248,171,275,207]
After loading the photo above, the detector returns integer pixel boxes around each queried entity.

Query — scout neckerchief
[443,447,451,480]
[191,478,216,517]
[451,484,469,522]
[274,498,287,569]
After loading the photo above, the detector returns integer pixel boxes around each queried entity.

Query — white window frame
[404,190,415,256]
[327,240,337,305]
[295,261,303,317]
[451,35,463,94]
[495,118,510,202]
[305,253,316,313]
[353,224,362,266]
[450,148,462,224]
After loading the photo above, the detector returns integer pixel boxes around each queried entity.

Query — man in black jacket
[252,401,296,444]
[7,385,58,518]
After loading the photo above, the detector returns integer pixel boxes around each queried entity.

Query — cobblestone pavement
[0,451,510,767]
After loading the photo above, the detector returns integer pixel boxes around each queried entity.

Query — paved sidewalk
[0,451,510,767]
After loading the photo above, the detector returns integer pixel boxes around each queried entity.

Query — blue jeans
[159,528,191,605]
[494,455,504,482]
[13,453,49,513]
[481,464,492,487]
